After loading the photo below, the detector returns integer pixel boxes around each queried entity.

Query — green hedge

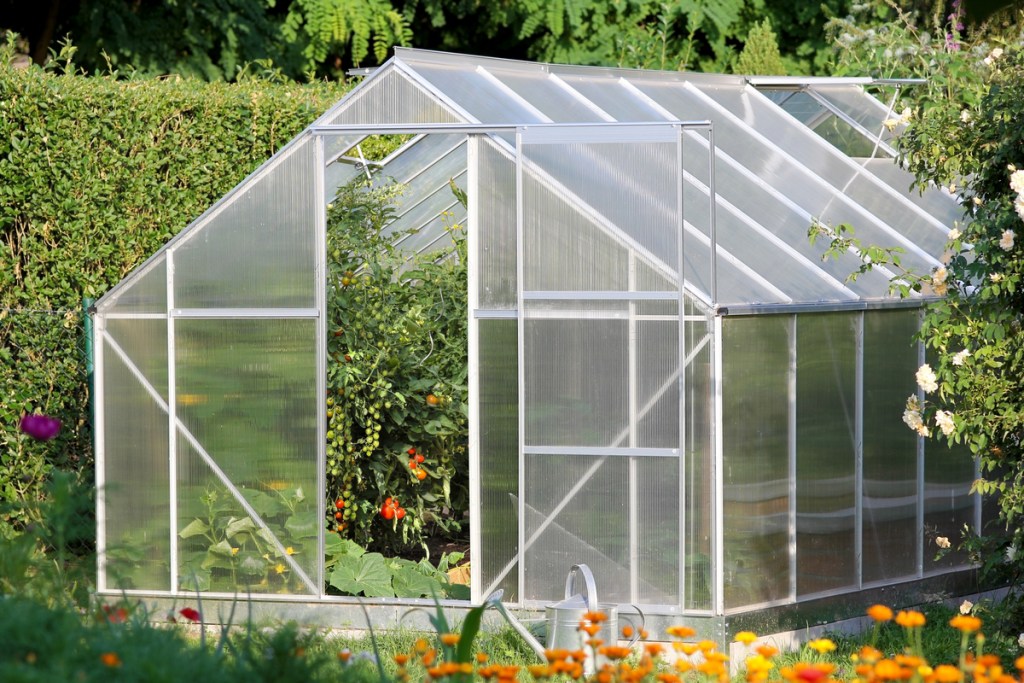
[0,46,348,534]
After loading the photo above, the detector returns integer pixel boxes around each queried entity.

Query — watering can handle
[565,564,599,609]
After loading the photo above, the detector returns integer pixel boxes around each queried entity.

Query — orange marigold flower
[676,643,700,656]
[644,643,663,657]
[599,645,633,660]
[698,639,718,652]
[666,625,697,638]
[414,638,430,654]
[622,625,635,638]
[657,674,682,683]
[394,654,409,666]
[580,623,602,637]
[895,610,926,628]
[100,652,122,668]
[583,611,608,622]
[858,645,883,662]
[807,638,836,654]
[933,664,963,683]
[440,633,460,647]
[735,631,758,645]
[337,649,352,663]
[873,658,905,680]
[675,659,694,673]
[757,645,780,658]
[979,654,1002,668]
[477,652,489,664]
[421,650,436,666]
[545,649,571,662]
[949,615,983,633]
[1016,657,1024,673]
[529,663,553,678]
[868,605,894,622]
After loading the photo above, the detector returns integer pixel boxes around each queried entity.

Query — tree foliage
[2,0,868,80]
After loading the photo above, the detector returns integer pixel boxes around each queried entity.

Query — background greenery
[4,0,984,80]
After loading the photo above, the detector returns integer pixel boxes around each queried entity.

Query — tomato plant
[325,177,468,556]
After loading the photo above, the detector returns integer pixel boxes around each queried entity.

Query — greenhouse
[93,48,984,626]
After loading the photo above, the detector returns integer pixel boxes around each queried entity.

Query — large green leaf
[284,512,318,539]
[178,518,210,539]
[225,516,256,538]
[328,553,394,597]
[390,560,443,598]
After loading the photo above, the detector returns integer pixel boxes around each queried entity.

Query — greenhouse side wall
[720,309,980,614]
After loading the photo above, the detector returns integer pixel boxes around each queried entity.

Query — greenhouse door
[515,124,687,607]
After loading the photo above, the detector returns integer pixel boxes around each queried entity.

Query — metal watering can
[499,564,644,675]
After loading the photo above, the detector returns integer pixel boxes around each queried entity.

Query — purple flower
[20,414,61,441]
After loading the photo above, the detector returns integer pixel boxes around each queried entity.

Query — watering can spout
[490,593,547,660]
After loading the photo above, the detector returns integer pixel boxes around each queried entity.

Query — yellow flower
[735,631,758,645]
[230,547,239,556]
[698,639,718,652]
[285,546,295,555]
[274,563,286,574]
[807,638,836,654]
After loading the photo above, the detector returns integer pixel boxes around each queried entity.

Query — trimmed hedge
[0,47,348,534]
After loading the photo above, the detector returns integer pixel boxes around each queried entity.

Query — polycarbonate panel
[106,318,169,402]
[810,85,897,145]
[760,90,829,126]
[387,170,466,241]
[323,67,461,127]
[485,68,607,122]
[862,310,919,583]
[174,318,318,593]
[475,137,517,309]
[403,62,547,124]
[924,439,976,571]
[101,337,170,591]
[637,457,680,606]
[103,256,167,315]
[682,213,784,306]
[523,139,679,271]
[810,113,883,158]
[860,158,963,225]
[524,313,628,448]
[722,316,791,608]
[637,319,681,448]
[371,134,464,186]
[557,73,667,122]
[478,320,520,601]
[523,173,630,291]
[176,435,317,595]
[694,84,949,262]
[683,301,713,610]
[682,153,870,303]
[523,454,630,603]
[172,137,317,309]
[795,313,857,596]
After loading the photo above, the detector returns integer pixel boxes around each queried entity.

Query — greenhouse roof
[313,48,961,314]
